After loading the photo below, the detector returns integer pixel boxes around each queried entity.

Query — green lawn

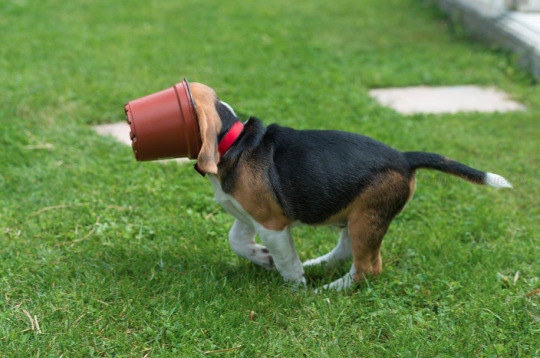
[1,0,539,356]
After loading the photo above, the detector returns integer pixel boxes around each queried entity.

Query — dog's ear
[196,106,219,174]
[191,83,221,174]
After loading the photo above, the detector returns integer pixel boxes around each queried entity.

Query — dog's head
[190,83,238,174]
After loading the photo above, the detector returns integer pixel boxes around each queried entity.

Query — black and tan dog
[190,83,512,291]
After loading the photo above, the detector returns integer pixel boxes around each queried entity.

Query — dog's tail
[403,151,512,188]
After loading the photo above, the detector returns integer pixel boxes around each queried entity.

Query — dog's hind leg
[315,263,357,292]
[346,171,410,282]
[303,227,352,268]
[348,210,391,281]
[315,171,411,292]
[229,219,275,270]
[316,214,388,292]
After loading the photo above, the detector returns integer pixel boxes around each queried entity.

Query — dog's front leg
[257,226,306,287]
[228,219,274,270]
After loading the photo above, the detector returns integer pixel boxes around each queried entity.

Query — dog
[189,83,512,291]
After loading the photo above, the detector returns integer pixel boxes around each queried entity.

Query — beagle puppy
[189,83,512,291]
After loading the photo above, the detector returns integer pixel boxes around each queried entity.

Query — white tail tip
[485,172,513,188]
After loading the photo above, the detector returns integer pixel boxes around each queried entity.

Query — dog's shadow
[218,254,357,291]
[130,240,354,291]
[61,241,363,296]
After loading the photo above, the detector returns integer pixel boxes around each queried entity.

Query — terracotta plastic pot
[124,79,201,161]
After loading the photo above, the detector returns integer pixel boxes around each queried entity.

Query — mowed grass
[1,0,539,356]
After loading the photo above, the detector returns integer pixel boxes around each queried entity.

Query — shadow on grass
[50,241,367,295]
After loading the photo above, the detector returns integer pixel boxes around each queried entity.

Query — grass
[1,0,539,356]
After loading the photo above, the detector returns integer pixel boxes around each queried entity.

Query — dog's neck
[218,121,244,156]
[215,99,239,142]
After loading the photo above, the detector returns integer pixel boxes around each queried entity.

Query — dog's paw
[313,271,355,293]
[250,245,275,270]
[287,276,308,292]
[303,256,342,269]
[303,257,326,267]
[304,251,351,269]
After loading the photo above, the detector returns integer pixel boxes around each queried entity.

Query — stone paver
[369,85,526,115]
[93,122,189,164]
[93,122,133,146]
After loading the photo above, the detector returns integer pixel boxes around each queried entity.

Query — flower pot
[124,79,201,161]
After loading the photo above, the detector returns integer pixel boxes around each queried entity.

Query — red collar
[194,121,244,176]
[218,121,244,156]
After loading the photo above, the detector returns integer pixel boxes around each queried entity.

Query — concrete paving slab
[93,122,190,164]
[369,85,526,114]
[94,122,133,146]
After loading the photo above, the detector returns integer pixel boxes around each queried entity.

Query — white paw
[314,268,356,293]
[249,245,275,270]
[303,255,347,269]
[287,276,307,291]
[303,257,325,267]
